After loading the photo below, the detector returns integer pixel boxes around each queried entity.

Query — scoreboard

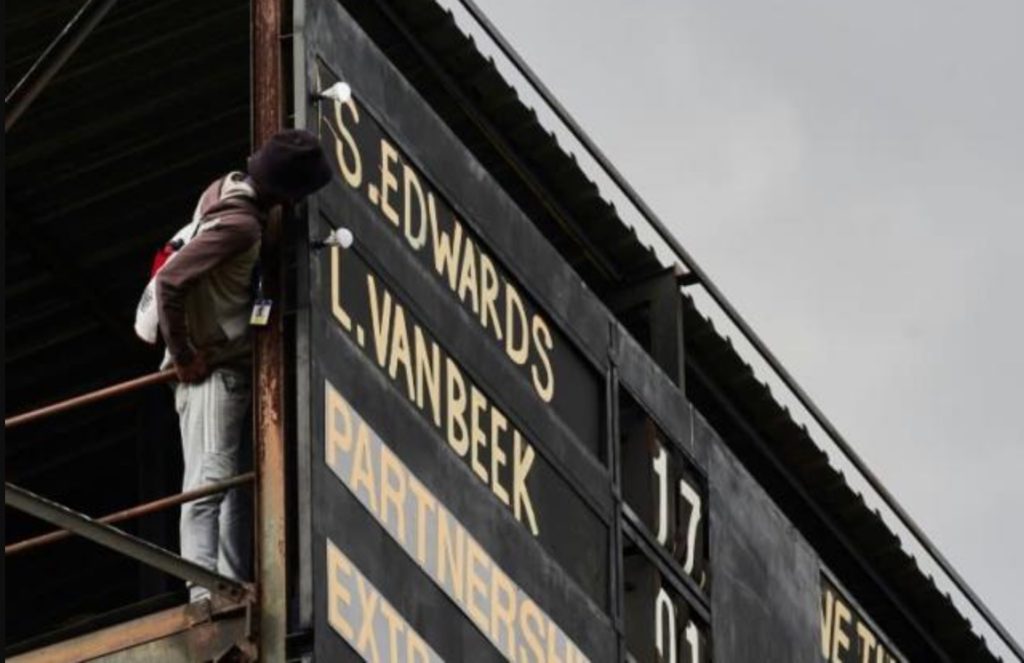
[293,1,914,662]
[298,1,709,660]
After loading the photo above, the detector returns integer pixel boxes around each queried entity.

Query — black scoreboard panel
[290,2,930,662]
[287,1,948,661]
[623,549,710,663]
[619,391,708,591]
[313,75,602,458]
[298,1,719,661]
[315,209,610,604]
[619,389,710,663]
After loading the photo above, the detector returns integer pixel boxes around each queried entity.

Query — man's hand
[175,353,209,383]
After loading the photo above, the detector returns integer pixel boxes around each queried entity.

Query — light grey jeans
[175,367,252,601]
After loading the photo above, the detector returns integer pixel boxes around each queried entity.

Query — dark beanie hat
[247,129,333,201]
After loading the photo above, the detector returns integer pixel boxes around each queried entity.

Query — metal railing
[5,370,257,606]
[6,483,252,604]
[6,369,176,429]
[440,1,1023,659]
[6,472,256,557]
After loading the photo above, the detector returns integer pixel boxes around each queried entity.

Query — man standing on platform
[156,129,332,602]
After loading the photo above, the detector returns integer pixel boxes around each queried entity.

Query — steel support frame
[5,483,251,603]
[606,325,628,663]
[6,472,255,556]
[291,0,319,632]
[5,0,120,131]
[605,265,688,391]
[252,0,288,660]
[8,599,253,663]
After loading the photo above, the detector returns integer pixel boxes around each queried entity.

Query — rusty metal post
[252,0,287,659]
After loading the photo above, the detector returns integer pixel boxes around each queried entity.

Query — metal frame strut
[5,482,252,603]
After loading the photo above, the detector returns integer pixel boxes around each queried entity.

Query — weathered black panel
[314,187,612,519]
[313,481,502,662]
[302,0,695,475]
[615,329,695,466]
[313,244,610,609]
[298,3,714,661]
[309,317,615,659]
[315,74,602,460]
[622,545,711,663]
[300,0,621,653]
[699,411,821,663]
[820,574,905,663]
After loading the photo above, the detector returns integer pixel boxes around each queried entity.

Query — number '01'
[656,587,701,663]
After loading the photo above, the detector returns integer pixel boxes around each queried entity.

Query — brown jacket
[156,173,264,369]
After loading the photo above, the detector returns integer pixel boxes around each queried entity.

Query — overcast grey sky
[464,0,1023,646]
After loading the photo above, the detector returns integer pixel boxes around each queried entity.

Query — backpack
[134,174,257,344]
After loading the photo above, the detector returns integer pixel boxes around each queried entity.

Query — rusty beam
[5,368,176,429]
[7,596,251,663]
[252,0,287,660]
[6,472,255,556]
[5,0,120,131]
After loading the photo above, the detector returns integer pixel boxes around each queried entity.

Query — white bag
[133,201,206,344]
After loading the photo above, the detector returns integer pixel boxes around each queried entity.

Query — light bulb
[332,227,354,248]
[318,82,352,103]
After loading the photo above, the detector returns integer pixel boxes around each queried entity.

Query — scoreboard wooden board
[293,2,906,662]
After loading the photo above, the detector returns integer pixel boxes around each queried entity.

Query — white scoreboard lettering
[621,408,707,589]
[621,395,710,663]
[655,586,703,663]
[652,443,704,580]
[821,577,904,663]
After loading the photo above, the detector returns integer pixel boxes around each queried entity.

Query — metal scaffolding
[4,371,260,659]
[4,0,288,658]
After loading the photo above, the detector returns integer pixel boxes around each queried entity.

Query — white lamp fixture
[312,226,354,250]
[312,81,352,104]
